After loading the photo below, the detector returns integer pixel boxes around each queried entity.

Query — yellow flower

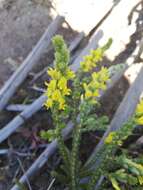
[91,49,103,61]
[84,55,94,62]
[45,80,57,97]
[59,97,66,110]
[136,99,143,115]
[138,176,143,185]
[83,83,88,91]
[62,87,71,96]
[80,48,104,72]
[85,89,93,98]
[135,99,143,125]
[47,68,61,80]
[104,131,116,144]
[92,81,100,89]
[44,99,53,109]
[45,69,73,110]
[65,68,75,79]
[83,83,92,98]
[93,90,99,97]
[83,68,108,101]
[80,60,95,72]
[47,80,56,90]
[52,89,62,101]
[92,72,99,80]
[100,67,109,81]
[58,77,71,95]
[44,36,75,111]
[92,67,109,83]
[58,77,67,90]
[136,116,143,125]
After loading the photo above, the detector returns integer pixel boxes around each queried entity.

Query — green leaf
[130,167,140,176]
[51,170,69,184]
[102,38,113,52]
[114,169,138,185]
[110,176,121,190]
[82,115,108,132]
[14,179,28,190]
[40,129,55,141]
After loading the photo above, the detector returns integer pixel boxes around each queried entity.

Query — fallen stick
[0,95,47,143]
[0,144,49,156]
[0,149,9,155]
[69,32,85,52]
[0,16,65,111]
[6,104,32,112]
[29,86,46,93]
[16,157,32,190]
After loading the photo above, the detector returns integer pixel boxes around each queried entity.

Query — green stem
[57,125,70,167]
[71,124,82,190]
[53,111,70,168]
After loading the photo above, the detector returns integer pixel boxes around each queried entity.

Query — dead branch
[69,32,85,52]
[0,95,47,143]
[16,157,32,190]
[6,104,30,112]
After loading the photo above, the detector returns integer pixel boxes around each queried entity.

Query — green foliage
[108,63,126,77]
[81,115,109,133]
[86,114,143,190]
[14,179,28,190]
[52,35,70,72]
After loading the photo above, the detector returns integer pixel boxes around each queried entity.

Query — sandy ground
[0,0,54,87]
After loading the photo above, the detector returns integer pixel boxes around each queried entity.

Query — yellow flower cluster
[80,48,103,72]
[44,68,75,110]
[135,99,143,125]
[104,131,116,144]
[83,67,109,102]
